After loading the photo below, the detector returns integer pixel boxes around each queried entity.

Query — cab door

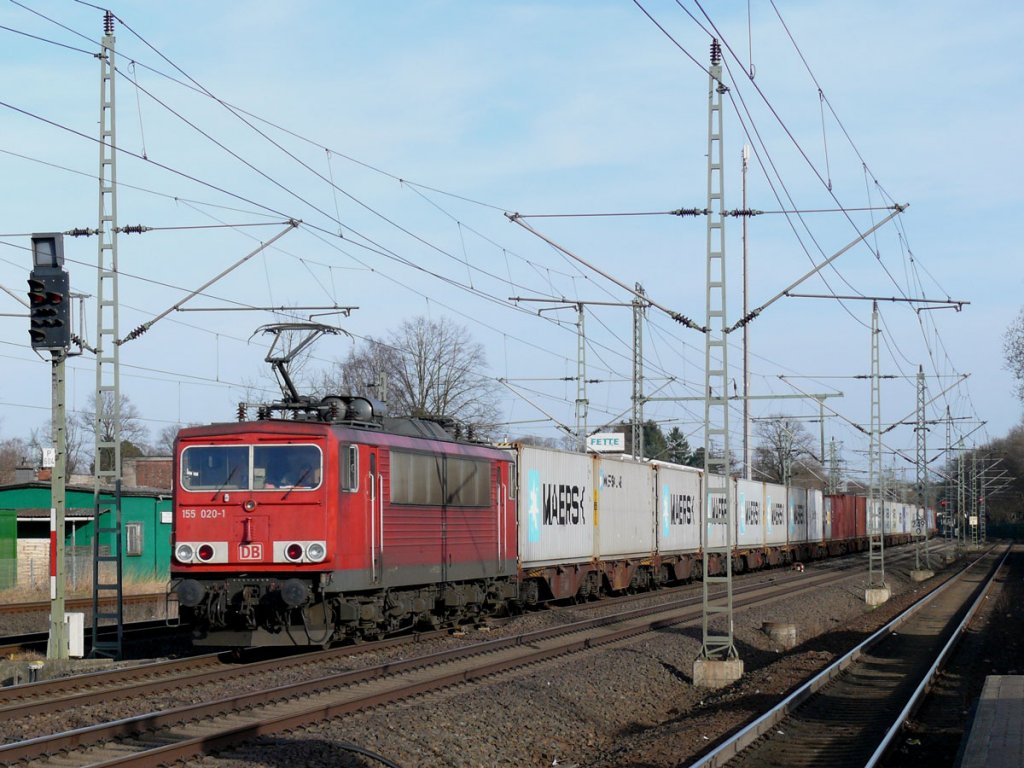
[496,460,511,574]
[367,448,383,583]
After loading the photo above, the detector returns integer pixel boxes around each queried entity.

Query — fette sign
[586,433,624,453]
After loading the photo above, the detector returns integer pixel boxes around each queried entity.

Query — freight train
[169,395,935,648]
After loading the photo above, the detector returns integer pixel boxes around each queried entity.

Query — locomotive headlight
[306,542,326,562]
[197,544,215,562]
[285,542,304,562]
[174,543,194,563]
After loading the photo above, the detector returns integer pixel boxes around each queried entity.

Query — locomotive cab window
[181,446,249,491]
[340,444,359,491]
[254,445,322,490]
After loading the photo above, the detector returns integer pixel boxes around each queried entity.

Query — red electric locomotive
[171,325,518,647]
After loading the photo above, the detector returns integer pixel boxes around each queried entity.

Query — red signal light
[286,543,304,561]
[197,544,215,561]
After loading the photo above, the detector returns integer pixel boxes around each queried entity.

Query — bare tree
[1004,309,1024,400]
[153,424,183,456]
[39,419,85,476]
[319,316,502,437]
[73,393,150,472]
[0,437,28,484]
[752,416,819,484]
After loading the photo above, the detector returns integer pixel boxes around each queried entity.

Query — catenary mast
[91,11,125,660]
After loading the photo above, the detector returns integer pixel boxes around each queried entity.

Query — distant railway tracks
[688,544,1008,768]
[0,593,175,657]
[0,542,954,767]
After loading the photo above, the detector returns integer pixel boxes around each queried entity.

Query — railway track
[0,542,956,767]
[0,619,191,659]
[0,592,167,618]
[0,540,936,659]
[686,544,1007,768]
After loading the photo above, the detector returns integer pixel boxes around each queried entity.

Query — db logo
[238,543,264,560]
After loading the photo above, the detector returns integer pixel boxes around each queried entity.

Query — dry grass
[0,577,168,604]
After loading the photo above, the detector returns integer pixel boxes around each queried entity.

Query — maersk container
[594,455,656,559]
[704,472,730,550]
[867,499,883,536]
[517,445,595,568]
[651,460,702,554]
[806,489,824,544]
[764,482,788,546]
[788,486,808,544]
[735,478,765,549]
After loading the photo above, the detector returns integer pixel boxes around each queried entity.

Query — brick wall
[123,457,172,491]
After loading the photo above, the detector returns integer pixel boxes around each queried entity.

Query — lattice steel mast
[698,39,737,663]
[867,302,887,592]
[944,407,954,549]
[575,304,587,452]
[632,284,646,460]
[91,11,124,660]
[914,365,931,569]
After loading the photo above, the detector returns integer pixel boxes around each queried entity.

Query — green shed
[0,509,16,589]
[0,482,172,590]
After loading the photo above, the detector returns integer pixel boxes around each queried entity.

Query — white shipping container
[788,486,808,544]
[652,461,702,554]
[517,445,595,568]
[806,489,824,544]
[595,456,656,558]
[764,483,788,546]
[735,479,765,549]
[867,499,883,535]
[882,501,897,535]
[704,472,730,550]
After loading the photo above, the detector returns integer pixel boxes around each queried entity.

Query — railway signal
[28,270,70,350]
[28,233,70,351]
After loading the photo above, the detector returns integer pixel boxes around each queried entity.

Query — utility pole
[510,296,639,453]
[866,301,890,605]
[30,233,72,661]
[91,11,125,660]
[694,39,742,688]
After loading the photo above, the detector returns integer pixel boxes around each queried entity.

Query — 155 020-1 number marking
[180,508,227,519]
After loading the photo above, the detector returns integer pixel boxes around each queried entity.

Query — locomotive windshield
[181,444,322,491]
[254,445,321,489]
[180,446,248,491]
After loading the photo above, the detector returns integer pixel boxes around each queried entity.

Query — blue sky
[0,1,1021,479]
